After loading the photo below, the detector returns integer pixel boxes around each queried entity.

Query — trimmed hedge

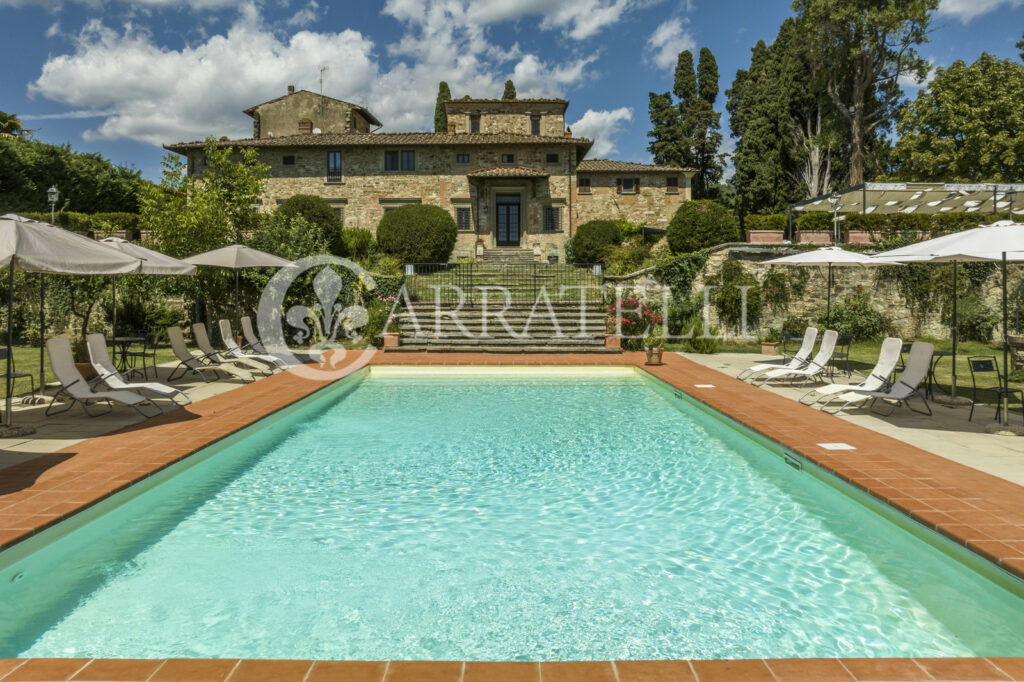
[376,204,457,263]
[795,212,832,231]
[342,228,375,260]
[567,220,622,264]
[667,200,740,254]
[19,211,138,235]
[276,194,344,256]
[744,213,786,230]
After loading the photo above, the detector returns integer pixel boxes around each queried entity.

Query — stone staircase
[390,262,615,353]
[479,248,536,264]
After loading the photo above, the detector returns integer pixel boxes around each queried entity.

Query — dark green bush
[708,260,761,330]
[844,213,890,233]
[888,213,932,235]
[795,212,832,231]
[667,200,740,254]
[376,204,457,263]
[276,194,345,255]
[782,316,811,337]
[744,213,785,231]
[946,295,998,342]
[20,211,139,235]
[683,317,720,353]
[342,228,375,261]
[567,220,622,264]
[818,292,893,340]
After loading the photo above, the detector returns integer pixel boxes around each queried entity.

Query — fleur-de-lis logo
[284,267,369,350]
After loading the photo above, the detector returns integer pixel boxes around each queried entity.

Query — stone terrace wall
[610,244,1021,341]
[575,174,689,229]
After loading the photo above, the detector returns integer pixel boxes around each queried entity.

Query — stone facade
[444,99,566,137]
[167,91,695,261]
[244,87,380,139]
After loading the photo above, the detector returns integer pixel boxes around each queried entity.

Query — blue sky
[2,0,1022,183]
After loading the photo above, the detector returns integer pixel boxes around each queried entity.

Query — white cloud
[570,107,632,157]
[285,0,321,28]
[645,18,695,71]
[0,0,239,7]
[898,62,937,89]
[28,2,601,145]
[937,0,1023,21]
[29,10,378,145]
[44,20,60,38]
[383,0,639,41]
[21,108,117,120]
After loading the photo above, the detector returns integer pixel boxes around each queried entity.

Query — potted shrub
[645,333,665,365]
[760,328,781,356]
[796,212,833,244]
[745,214,785,244]
[71,337,98,380]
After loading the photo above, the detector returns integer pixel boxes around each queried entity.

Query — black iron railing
[403,263,604,305]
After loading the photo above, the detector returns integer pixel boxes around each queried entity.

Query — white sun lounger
[755,330,839,386]
[86,334,191,408]
[218,319,287,369]
[166,325,254,384]
[738,327,818,381]
[800,337,903,408]
[45,337,160,418]
[241,316,266,353]
[192,323,270,377]
[823,341,935,416]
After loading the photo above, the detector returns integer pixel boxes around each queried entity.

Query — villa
[165,86,694,260]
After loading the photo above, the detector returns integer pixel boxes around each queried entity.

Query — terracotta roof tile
[577,159,694,173]
[165,132,592,153]
[467,166,551,178]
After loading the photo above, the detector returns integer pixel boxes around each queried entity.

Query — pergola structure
[788,182,1024,239]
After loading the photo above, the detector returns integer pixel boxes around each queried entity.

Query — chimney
[287,85,295,95]
[565,126,572,138]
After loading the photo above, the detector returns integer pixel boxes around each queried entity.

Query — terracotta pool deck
[1,351,1023,681]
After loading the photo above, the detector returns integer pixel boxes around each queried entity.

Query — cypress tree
[647,92,681,166]
[502,80,516,99]
[693,48,724,198]
[434,81,452,133]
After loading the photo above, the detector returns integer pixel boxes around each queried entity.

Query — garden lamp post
[829,192,840,244]
[47,186,59,223]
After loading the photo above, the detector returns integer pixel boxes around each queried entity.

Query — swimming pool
[1,367,1022,660]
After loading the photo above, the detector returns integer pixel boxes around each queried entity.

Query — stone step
[386,345,619,354]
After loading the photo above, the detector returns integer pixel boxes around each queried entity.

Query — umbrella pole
[5,266,13,427]
[235,270,241,332]
[1002,253,1010,426]
[951,262,958,398]
[826,263,833,328]
[39,274,45,393]
[111,275,117,339]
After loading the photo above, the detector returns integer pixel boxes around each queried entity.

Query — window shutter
[635,177,641,192]
[616,178,622,194]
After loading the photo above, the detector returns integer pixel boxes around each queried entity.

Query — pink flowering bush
[607,297,664,350]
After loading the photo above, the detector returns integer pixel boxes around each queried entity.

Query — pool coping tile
[1,352,1024,677]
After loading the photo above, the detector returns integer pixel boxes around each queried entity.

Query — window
[456,153,470,164]
[326,151,343,182]
[543,207,560,232]
[546,153,559,164]
[578,177,591,194]
[666,176,679,194]
[333,206,344,221]
[501,153,515,164]
[282,155,295,166]
[470,115,480,133]
[298,118,313,134]
[618,177,638,194]
[456,207,472,231]
[531,115,541,135]
[385,150,399,170]
[401,150,416,171]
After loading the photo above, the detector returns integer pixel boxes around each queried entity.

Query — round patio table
[925,350,953,400]
[106,336,145,373]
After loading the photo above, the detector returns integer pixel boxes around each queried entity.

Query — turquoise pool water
[1,368,1023,660]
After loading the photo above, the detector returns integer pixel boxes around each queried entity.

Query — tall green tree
[434,81,452,132]
[0,137,141,213]
[793,0,936,185]
[502,80,517,99]
[647,49,723,198]
[0,111,30,139]
[893,53,1024,182]
[693,48,724,198]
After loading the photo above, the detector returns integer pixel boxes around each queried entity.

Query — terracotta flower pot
[75,362,98,380]
[797,230,832,245]
[746,230,784,244]
[761,341,780,355]
[645,347,664,365]
[382,332,400,348]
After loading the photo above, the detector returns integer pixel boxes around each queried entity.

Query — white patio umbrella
[0,214,142,433]
[184,245,295,328]
[873,220,1024,425]
[101,237,197,338]
[761,246,897,327]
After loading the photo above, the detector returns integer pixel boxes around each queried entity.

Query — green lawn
[669,336,1023,409]
[2,343,179,398]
